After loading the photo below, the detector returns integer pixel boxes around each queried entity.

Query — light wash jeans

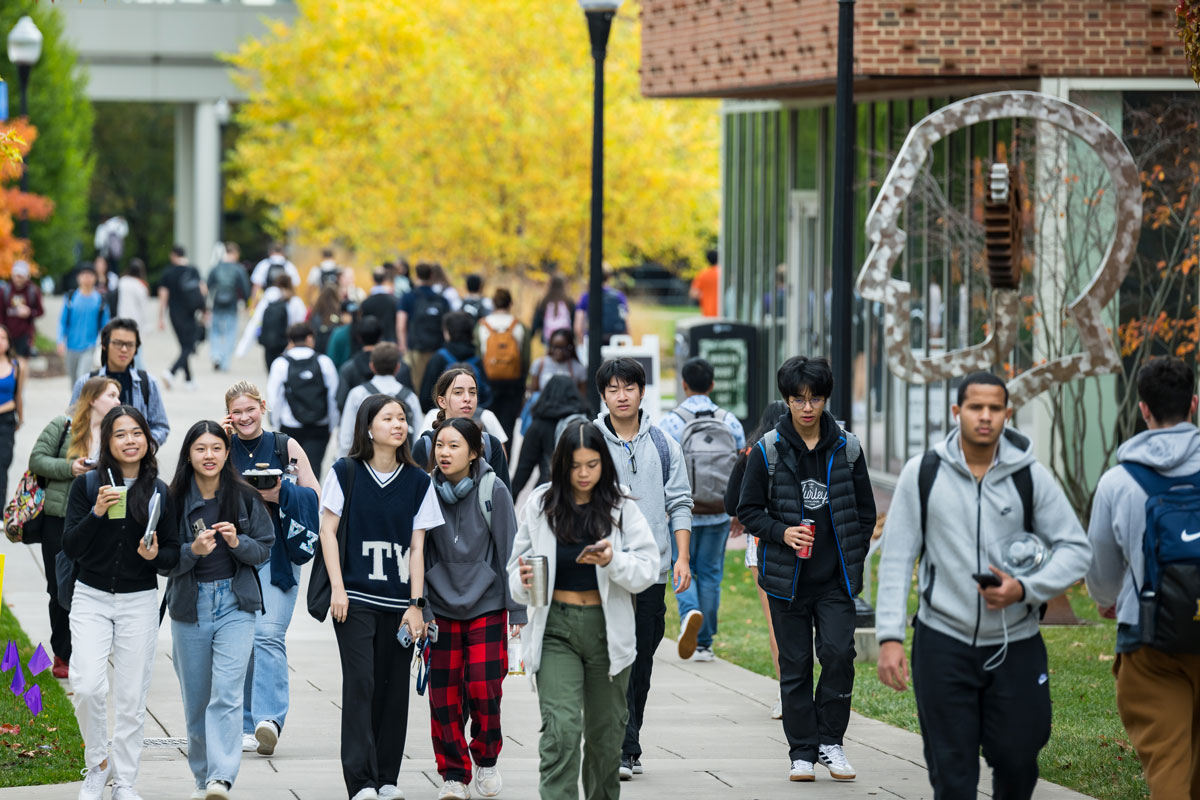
[243,559,301,734]
[172,579,256,789]
[65,346,96,389]
[210,308,239,371]
[672,521,731,649]
[69,583,158,790]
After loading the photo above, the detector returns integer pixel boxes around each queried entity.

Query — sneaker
[77,761,110,800]
[205,780,232,800]
[183,380,198,392]
[677,609,703,659]
[255,719,279,756]
[789,759,815,782]
[111,786,144,800]
[619,755,633,781]
[241,734,257,752]
[160,369,174,390]
[190,789,206,800]
[437,781,470,800]
[771,692,783,720]
[631,758,643,775]
[378,786,405,800]
[473,766,501,797]
[692,646,715,662]
[818,744,856,780]
[350,790,380,800]
[52,656,69,680]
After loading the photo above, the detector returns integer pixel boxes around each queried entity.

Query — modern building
[641,0,1198,489]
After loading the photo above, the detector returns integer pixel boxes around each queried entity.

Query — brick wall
[641,0,1191,98]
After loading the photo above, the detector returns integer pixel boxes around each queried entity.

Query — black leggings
[169,315,198,381]
[39,515,72,663]
[0,410,15,502]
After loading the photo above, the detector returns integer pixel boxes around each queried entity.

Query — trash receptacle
[674,318,760,430]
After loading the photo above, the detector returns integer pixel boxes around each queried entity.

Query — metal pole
[585,10,615,415]
[830,0,855,429]
[17,63,30,241]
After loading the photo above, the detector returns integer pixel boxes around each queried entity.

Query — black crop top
[555,541,600,592]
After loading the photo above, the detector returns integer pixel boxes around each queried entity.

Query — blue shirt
[58,290,110,352]
[659,394,746,526]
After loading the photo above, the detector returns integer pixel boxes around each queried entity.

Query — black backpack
[284,353,329,426]
[460,298,486,323]
[319,266,342,290]
[408,290,450,352]
[259,299,290,352]
[264,260,288,289]
[177,267,206,313]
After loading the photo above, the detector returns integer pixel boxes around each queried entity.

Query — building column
[193,99,221,276]
[174,103,195,266]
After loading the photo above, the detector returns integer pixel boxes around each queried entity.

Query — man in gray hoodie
[1087,356,1200,798]
[875,372,1090,799]
[593,357,693,781]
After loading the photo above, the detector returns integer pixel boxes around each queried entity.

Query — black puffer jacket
[737,411,875,602]
[512,375,589,496]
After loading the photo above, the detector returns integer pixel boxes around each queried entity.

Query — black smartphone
[973,572,1002,588]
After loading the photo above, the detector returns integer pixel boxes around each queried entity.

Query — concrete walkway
[0,299,1094,799]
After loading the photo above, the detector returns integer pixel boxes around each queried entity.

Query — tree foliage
[1179,1,1200,83]
[0,120,54,277]
[0,3,94,277]
[227,0,718,275]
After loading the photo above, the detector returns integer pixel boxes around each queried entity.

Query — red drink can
[797,519,815,559]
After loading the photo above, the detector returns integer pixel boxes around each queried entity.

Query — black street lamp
[580,0,622,415]
[7,15,43,242]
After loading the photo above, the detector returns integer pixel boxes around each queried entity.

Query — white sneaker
[160,369,174,390]
[473,766,501,797]
[818,743,856,780]
[77,761,110,800]
[190,789,206,800]
[789,759,815,782]
[204,780,232,800]
[677,609,703,659]
[438,781,470,800]
[378,786,405,800]
[350,790,380,800]
[254,719,279,755]
[770,692,783,720]
[111,787,144,800]
[692,646,715,662]
[241,734,257,752]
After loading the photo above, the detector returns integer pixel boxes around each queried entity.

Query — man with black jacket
[737,356,875,783]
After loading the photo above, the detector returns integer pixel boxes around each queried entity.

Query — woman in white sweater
[506,421,657,800]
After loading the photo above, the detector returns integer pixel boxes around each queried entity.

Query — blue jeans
[172,579,256,788]
[243,559,301,734]
[210,308,239,371]
[671,521,730,649]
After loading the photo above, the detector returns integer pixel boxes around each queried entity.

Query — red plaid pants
[427,610,508,783]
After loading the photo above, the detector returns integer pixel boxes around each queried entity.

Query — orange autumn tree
[0,119,53,278]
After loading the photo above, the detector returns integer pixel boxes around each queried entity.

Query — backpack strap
[1011,464,1034,533]
[136,370,151,408]
[841,429,861,471]
[482,432,494,464]
[917,450,941,555]
[272,431,291,469]
[55,419,72,458]
[438,347,455,366]
[364,380,380,395]
[672,406,695,424]
[648,426,671,485]
[477,470,497,531]
[1120,462,1191,498]
[756,431,780,502]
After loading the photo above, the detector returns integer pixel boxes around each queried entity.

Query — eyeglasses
[109,340,137,351]
[791,396,825,409]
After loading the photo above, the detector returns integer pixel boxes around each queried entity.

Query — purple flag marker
[23,684,41,717]
[27,644,50,677]
[9,665,24,696]
[0,641,16,672]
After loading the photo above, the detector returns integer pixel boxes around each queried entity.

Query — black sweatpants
[40,515,71,663]
[281,424,331,477]
[911,621,1051,800]
[487,379,524,443]
[0,411,15,502]
[334,605,413,798]
[768,584,856,762]
[169,313,198,381]
[623,582,666,759]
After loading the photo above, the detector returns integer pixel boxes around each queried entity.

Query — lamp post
[7,15,43,241]
[580,0,622,414]
[214,97,231,246]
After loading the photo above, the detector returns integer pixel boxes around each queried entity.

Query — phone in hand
[576,542,607,563]
[192,519,207,537]
[83,458,96,467]
[973,572,1002,588]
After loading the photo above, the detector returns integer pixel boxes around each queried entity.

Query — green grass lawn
[666,548,1148,800]
[0,603,83,788]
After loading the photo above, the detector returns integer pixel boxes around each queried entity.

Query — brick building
[641,0,1198,482]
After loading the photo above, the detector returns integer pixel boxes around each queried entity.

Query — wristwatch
[410,597,427,609]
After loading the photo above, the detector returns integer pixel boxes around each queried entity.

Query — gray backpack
[553,413,591,448]
[673,407,739,515]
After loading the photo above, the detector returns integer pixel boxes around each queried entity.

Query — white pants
[69,582,159,788]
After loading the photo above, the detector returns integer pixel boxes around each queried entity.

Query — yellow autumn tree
[227,0,718,275]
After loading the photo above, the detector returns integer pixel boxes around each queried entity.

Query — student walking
[166,421,275,800]
[157,245,207,391]
[737,356,876,782]
[208,243,252,372]
[222,381,322,757]
[424,418,524,799]
[58,264,110,387]
[418,312,491,412]
[1086,356,1200,799]
[511,375,590,497]
[63,406,178,800]
[266,322,339,475]
[530,275,574,347]
[116,261,152,371]
[527,329,587,399]
[29,376,122,680]
[398,263,450,391]
[875,371,1090,799]
[592,357,693,780]
[0,325,24,502]
[476,289,528,441]
[507,422,659,800]
[69,319,171,446]
[315,394,443,800]
[0,259,44,358]
[413,367,511,491]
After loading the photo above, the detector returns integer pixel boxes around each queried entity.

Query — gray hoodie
[876,427,1090,648]
[594,412,693,583]
[1086,422,1200,632]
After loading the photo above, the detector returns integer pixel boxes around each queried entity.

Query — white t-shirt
[418,408,508,443]
[251,257,301,289]
[320,463,444,531]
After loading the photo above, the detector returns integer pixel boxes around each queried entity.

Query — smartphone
[192,519,207,537]
[83,458,96,467]
[396,622,413,648]
[973,572,1002,588]
[576,542,607,563]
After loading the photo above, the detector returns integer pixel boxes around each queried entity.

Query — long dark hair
[168,420,262,529]
[96,405,159,528]
[541,422,623,545]
[431,417,484,477]
[348,394,417,466]
[547,328,580,365]
[533,374,589,419]
[749,400,789,445]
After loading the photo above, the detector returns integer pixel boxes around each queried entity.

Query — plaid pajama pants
[428,610,508,783]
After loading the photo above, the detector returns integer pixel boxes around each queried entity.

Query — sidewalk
[0,299,1094,799]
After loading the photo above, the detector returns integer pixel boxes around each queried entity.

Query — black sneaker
[619,755,633,781]
[631,758,643,775]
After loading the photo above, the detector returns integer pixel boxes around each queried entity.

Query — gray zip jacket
[1086,422,1200,628]
[594,412,693,583]
[876,427,1090,648]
